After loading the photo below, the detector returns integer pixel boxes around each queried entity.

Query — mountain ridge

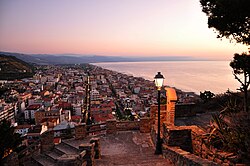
[0,54,34,80]
[0,51,211,65]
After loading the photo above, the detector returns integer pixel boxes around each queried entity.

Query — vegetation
[230,53,250,112]
[124,108,134,121]
[205,105,250,162]
[199,2,250,162]
[200,90,215,103]
[0,120,22,161]
[115,103,124,120]
[0,54,34,80]
[195,91,250,162]
[200,0,250,45]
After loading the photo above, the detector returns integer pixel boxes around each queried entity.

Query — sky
[0,0,248,60]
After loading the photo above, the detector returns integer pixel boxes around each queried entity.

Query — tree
[200,0,250,45]
[0,120,22,161]
[200,90,215,103]
[230,53,250,112]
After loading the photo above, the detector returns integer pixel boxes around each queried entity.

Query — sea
[93,61,240,95]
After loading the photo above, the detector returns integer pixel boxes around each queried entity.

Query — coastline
[92,61,238,95]
[92,64,200,99]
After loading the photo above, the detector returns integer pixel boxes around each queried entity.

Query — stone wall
[165,87,177,126]
[117,121,140,131]
[190,125,238,165]
[162,145,217,166]
[79,143,95,166]
[90,138,101,159]
[75,123,87,139]
[162,124,193,153]
[41,130,54,153]
[105,118,151,134]
[161,123,217,165]
[106,119,117,134]
[175,103,196,117]
[148,87,239,165]
[139,117,151,133]
[150,104,167,132]
[162,123,238,165]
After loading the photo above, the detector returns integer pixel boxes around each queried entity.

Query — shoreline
[92,64,200,98]
[92,61,237,95]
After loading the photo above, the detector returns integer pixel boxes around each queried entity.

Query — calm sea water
[93,61,240,94]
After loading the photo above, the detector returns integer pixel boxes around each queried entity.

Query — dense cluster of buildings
[0,65,142,144]
[0,64,198,147]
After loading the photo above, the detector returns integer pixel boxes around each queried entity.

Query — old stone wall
[90,138,101,159]
[106,119,117,134]
[41,130,54,153]
[75,123,87,139]
[162,123,238,165]
[150,104,167,134]
[117,121,139,131]
[175,103,196,117]
[162,145,217,166]
[79,143,95,166]
[190,125,237,165]
[139,117,151,133]
[166,88,177,126]
[162,124,193,153]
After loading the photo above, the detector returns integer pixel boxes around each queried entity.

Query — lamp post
[154,72,164,154]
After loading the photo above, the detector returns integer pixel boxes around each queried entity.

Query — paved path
[95,131,173,166]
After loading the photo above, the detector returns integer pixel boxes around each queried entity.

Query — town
[1,0,250,165]
[0,64,197,146]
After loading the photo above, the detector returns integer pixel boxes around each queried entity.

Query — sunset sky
[0,0,248,60]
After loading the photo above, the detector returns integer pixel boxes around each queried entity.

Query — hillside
[0,51,208,65]
[0,54,34,80]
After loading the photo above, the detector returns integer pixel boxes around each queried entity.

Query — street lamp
[154,72,164,154]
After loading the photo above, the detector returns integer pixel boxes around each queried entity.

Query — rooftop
[26,104,41,110]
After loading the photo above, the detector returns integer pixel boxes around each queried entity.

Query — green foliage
[124,108,135,121]
[230,53,250,112]
[0,55,34,80]
[200,90,215,103]
[202,95,250,162]
[200,0,250,45]
[206,112,250,160]
[115,103,123,120]
[0,120,22,160]
[220,97,242,115]
[230,53,250,75]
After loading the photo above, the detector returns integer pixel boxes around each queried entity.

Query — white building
[73,104,82,116]
[0,102,15,124]
[53,121,75,137]
[15,125,31,137]
[91,89,100,101]
[24,104,42,120]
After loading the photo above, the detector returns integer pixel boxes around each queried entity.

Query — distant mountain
[0,52,49,65]
[31,54,132,64]
[0,51,208,65]
[0,51,132,64]
[0,54,34,80]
